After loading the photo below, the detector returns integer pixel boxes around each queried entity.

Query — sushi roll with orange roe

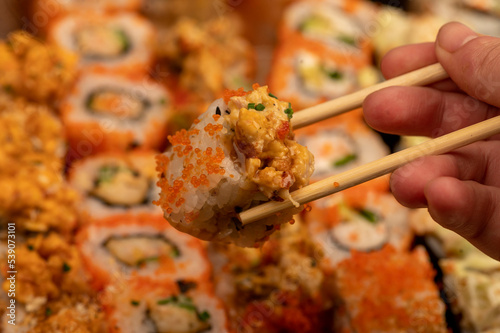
[77,213,210,290]
[333,246,447,332]
[102,278,230,333]
[155,85,314,247]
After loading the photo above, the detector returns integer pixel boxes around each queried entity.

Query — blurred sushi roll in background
[333,246,448,333]
[295,111,389,181]
[208,220,331,333]
[410,208,500,332]
[102,278,230,333]
[68,150,161,219]
[268,39,375,110]
[30,0,143,18]
[141,0,216,25]
[279,0,375,64]
[61,72,172,155]
[47,12,155,74]
[306,189,412,272]
[156,15,256,103]
[77,214,211,290]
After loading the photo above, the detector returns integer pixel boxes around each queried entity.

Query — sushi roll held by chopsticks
[155,85,315,247]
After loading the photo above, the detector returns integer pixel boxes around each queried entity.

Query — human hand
[363,22,500,260]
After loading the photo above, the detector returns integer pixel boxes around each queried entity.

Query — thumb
[436,22,500,108]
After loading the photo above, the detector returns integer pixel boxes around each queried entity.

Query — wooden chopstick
[291,63,449,129]
[239,116,500,225]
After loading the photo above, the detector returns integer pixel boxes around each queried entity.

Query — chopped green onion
[198,311,211,322]
[96,165,120,184]
[3,85,13,93]
[333,154,357,167]
[62,262,71,273]
[338,35,357,46]
[157,296,177,305]
[171,247,181,258]
[326,70,343,80]
[358,209,378,223]
[130,300,140,306]
[284,107,293,120]
[255,103,265,111]
[136,256,159,266]
[178,303,197,312]
[269,93,278,99]
[247,103,256,109]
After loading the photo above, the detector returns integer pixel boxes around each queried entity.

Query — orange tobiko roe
[222,83,267,103]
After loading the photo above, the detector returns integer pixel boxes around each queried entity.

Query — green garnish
[116,29,131,54]
[333,154,357,167]
[62,262,71,272]
[136,256,159,266]
[131,300,140,306]
[27,245,34,251]
[3,85,13,93]
[268,93,278,99]
[255,103,265,111]
[284,108,293,120]
[247,103,256,109]
[46,308,52,316]
[326,70,343,80]
[171,247,181,258]
[198,311,211,322]
[96,165,120,184]
[178,303,197,312]
[358,209,378,223]
[338,35,357,46]
[157,296,177,305]
[157,295,197,313]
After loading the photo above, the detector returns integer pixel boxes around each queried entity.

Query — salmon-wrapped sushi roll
[155,85,314,247]
[102,278,230,333]
[68,150,162,219]
[61,72,172,155]
[305,190,412,272]
[268,39,374,110]
[47,12,155,74]
[295,110,389,181]
[77,214,211,290]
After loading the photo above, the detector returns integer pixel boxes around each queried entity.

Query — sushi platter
[1,0,500,332]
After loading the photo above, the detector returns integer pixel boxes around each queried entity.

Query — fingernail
[437,22,478,53]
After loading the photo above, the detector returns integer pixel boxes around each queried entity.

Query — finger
[389,141,500,208]
[380,41,461,92]
[380,43,437,79]
[436,22,500,108]
[425,177,500,261]
[363,86,499,137]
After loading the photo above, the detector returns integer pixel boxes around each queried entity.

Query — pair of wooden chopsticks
[239,63,500,225]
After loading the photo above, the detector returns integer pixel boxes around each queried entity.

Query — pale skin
[363,22,500,260]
